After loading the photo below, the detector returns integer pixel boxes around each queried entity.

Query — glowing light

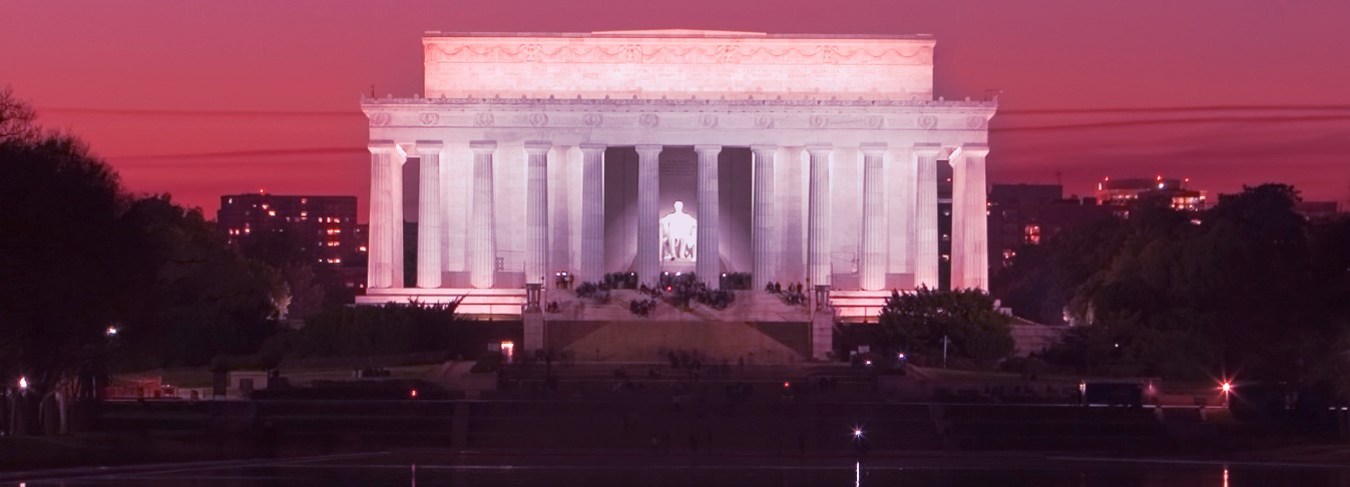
[783,381,791,389]
[18,377,27,389]
[410,389,418,399]
[1157,183,1164,189]
[864,359,873,366]
[897,353,906,360]
[852,427,863,438]
[1221,382,1232,393]
[106,325,119,337]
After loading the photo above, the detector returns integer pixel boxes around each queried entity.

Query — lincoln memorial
[357,30,996,360]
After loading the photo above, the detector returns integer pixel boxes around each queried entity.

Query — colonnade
[365,140,990,294]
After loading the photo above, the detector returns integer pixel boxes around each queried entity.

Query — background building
[1095,176,1206,217]
[988,183,1111,275]
[217,192,366,272]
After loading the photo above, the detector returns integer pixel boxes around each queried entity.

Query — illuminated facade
[356,30,997,355]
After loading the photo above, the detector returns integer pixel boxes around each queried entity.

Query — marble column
[468,141,497,289]
[695,145,722,287]
[913,143,942,289]
[779,147,805,283]
[524,141,551,286]
[366,140,398,289]
[579,144,606,284]
[635,145,662,285]
[751,145,777,290]
[415,141,444,289]
[954,144,991,291]
[859,143,886,291]
[806,144,832,289]
[391,147,405,288]
[891,147,917,275]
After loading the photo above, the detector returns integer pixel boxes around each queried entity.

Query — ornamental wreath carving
[699,114,718,128]
[965,116,987,130]
[582,113,603,127]
[529,113,549,127]
[639,113,660,128]
[754,115,774,129]
[369,112,391,126]
[474,112,494,127]
[418,113,439,126]
[866,115,885,129]
[809,115,829,128]
[917,114,938,130]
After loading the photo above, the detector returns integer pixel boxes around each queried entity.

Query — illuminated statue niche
[660,201,696,262]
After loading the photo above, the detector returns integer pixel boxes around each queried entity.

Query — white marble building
[356,30,995,316]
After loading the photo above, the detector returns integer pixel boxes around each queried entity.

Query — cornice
[360,96,996,132]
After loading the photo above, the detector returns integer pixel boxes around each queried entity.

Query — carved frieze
[369,112,391,126]
[425,42,933,65]
[418,113,439,126]
[639,113,660,128]
[917,114,938,130]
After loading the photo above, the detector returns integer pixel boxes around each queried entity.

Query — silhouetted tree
[874,287,1015,367]
[1,90,142,434]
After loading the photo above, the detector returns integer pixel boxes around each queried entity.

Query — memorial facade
[357,30,995,316]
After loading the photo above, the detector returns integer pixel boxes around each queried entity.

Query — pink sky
[4,0,1349,221]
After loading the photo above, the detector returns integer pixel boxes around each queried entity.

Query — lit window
[1024,224,1042,245]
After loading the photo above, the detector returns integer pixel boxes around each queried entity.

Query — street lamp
[18,376,27,390]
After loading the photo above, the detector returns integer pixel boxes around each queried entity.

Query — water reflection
[13,456,1350,487]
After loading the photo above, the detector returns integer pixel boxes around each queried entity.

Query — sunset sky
[4,0,1349,221]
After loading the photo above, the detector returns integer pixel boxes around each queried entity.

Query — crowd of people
[765,281,808,305]
[638,274,735,310]
[629,298,659,316]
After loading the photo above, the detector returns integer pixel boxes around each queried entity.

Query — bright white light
[18,377,28,389]
[106,325,119,337]
[852,427,863,438]
[1221,382,1232,393]
[864,359,873,366]
[897,353,906,360]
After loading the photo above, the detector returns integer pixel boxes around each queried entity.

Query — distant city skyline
[5,0,1350,222]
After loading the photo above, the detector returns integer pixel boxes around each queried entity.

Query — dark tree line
[996,183,1350,393]
[1,89,285,434]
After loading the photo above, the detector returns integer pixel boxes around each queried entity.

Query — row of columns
[366,140,989,293]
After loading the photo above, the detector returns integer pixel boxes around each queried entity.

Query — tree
[119,195,284,368]
[874,287,1015,367]
[1,91,144,434]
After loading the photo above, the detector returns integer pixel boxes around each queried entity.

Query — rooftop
[422,29,933,41]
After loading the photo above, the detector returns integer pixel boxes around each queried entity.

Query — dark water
[11,452,1350,486]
